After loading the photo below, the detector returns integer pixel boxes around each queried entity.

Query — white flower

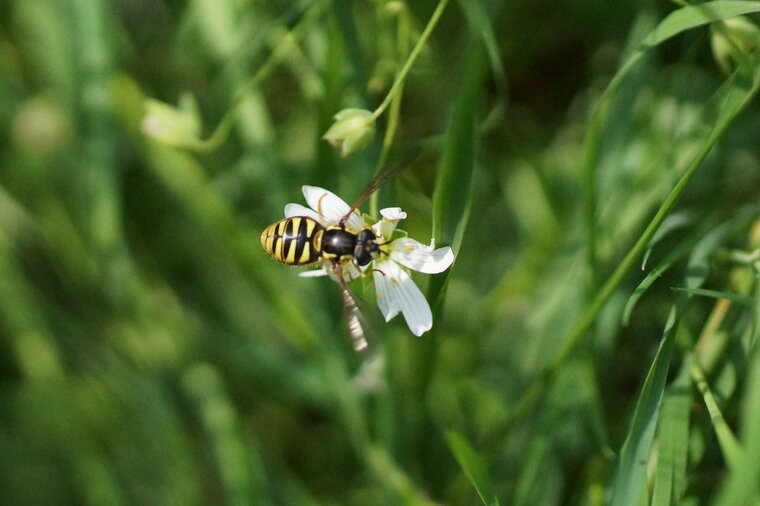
[371,208,454,336]
[283,186,454,336]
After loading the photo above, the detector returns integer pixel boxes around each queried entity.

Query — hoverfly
[260,154,416,351]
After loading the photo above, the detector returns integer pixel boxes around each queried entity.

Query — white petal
[371,220,385,239]
[319,261,364,283]
[339,262,364,282]
[389,238,454,274]
[302,185,365,230]
[373,260,432,336]
[299,268,328,277]
[300,262,363,283]
[372,207,406,241]
[284,203,322,222]
[379,207,407,220]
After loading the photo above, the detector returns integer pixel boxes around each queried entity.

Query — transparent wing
[341,282,368,352]
[340,148,422,226]
[334,265,372,351]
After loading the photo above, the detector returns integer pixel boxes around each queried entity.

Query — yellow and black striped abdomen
[260,216,324,265]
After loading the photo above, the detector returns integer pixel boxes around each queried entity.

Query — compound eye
[358,229,377,242]
[355,251,372,266]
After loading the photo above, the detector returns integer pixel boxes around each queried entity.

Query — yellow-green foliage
[1,1,760,504]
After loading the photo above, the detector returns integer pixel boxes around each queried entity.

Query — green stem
[369,0,450,122]
[191,0,331,152]
[582,107,602,293]
[370,5,411,219]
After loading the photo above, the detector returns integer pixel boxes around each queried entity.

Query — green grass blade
[610,217,722,505]
[182,363,270,505]
[7,0,760,503]
[690,361,743,470]
[605,2,760,103]
[582,1,760,288]
[404,37,484,453]
[641,212,697,271]
[609,304,679,506]
[708,267,760,505]
[446,431,500,506]
[651,364,691,506]
[456,0,506,85]
[640,1,760,50]
[712,316,760,504]
[73,0,121,258]
[428,34,483,312]
[430,42,480,253]
[545,40,760,384]
[671,287,754,306]
[623,237,697,325]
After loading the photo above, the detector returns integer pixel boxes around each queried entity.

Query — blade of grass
[333,0,367,91]
[73,0,121,258]
[609,205,741,505]
[446,431,500,506]
[712,288,760,505]
[583,0,760,288]
[640,1,760,51]
[599,1,760,108]
[429,34,484,310]
[363,446,440,506]
[510,23,760,427]
[191,0,331,152]
[641,211,698,270]
[622,235,700,325]
[672,287,754,306]
[608,299,682,505]
[403,31,483,496]
[456,0,506,86]
[689,360,743,470]
[181,363,270,505]
[0,231,64,381]
[651,364,691,506]
[581,2,760,291]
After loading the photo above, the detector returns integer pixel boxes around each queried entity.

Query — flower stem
[193,0,330,152]
[370,4,411,219]
[369,0,450,122]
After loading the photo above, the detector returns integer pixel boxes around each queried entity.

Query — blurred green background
[2,0,760,504]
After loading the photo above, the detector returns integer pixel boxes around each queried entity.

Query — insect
[260,154,415,351]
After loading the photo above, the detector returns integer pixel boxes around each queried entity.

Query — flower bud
[383,1,406,17]
[711,16,760,73]
[323,108,375,157]
[141,93,202,148]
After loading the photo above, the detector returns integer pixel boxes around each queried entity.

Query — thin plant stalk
[369,0,449,122]
[193,0,331,152]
